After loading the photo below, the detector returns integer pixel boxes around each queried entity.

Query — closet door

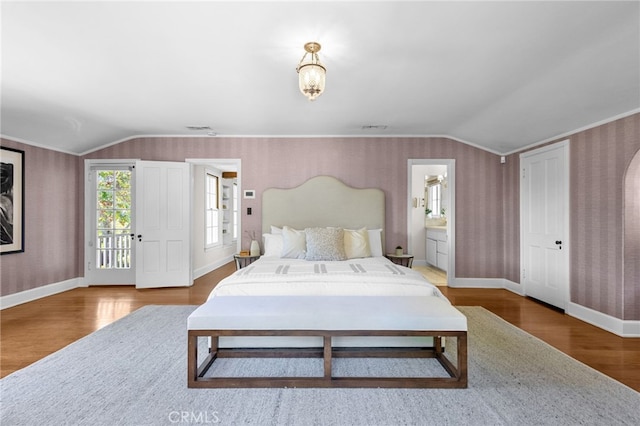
[520,141,569,310]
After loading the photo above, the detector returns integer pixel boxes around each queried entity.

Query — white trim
[5,108,639,157]
[502,108,640,156]
[449,277,640,337]
[0,134,79,156]
[0,278,81,310]
[503,279,525,296]
[448,277,504,289]
[567,302,640,338]
[84,159,138,285]
[193,255,235,280]
[408,159,456,286]
[186,158,242,256]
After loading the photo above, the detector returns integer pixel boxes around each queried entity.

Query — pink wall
[84,136,505,279]
[0,138,80,296]
[2,113,638,322]
[510,113,640,320]
[568,114,640,320]
[502,152,521,283]
[624,152,640,320]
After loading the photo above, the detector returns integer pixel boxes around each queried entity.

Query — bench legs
[188,330,467,389]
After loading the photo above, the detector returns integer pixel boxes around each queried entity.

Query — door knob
[137,234,142,242]
[555,240,562,245]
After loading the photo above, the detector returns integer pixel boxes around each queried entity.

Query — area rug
[1,305,638,426]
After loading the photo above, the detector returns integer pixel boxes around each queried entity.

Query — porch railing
[97,234,132,269]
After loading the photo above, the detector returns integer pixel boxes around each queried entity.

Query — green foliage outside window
[97,170,131,231]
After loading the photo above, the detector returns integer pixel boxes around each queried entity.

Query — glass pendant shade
[298,63,326,101]
[296,42,326,101]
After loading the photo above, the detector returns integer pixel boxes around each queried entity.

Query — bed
[188,176,467,388]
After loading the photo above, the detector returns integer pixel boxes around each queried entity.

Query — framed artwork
[1,146,25,254]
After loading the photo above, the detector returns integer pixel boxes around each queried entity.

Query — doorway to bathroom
[408,159,455,286]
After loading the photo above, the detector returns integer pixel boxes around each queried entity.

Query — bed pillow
[281,226,306,259]
[367,229,384,257]
[263,233,284,257]
[304,227,347,261]
[344,228,371,259]
[270,226,283,235]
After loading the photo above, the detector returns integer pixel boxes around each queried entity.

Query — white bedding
[208,256,446,300]
[207,256,449,347]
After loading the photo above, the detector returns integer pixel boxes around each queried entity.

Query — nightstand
[385,253,414,268]
[234,254,260,270]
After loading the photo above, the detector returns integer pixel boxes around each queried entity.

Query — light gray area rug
[1,306,638,426]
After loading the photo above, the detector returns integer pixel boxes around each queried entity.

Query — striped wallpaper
[0,139,80,296]
[1,113,639,321]
[568,115,640,320]
[84,136,505,280]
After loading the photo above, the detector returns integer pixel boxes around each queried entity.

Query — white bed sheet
[208,256,446,300]
[206,256,450,348]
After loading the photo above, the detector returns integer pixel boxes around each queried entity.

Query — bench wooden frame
[187,329,467,388]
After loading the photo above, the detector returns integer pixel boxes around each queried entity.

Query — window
[205,172,219,246]
[95,169,132,268]
[427,182,442,218]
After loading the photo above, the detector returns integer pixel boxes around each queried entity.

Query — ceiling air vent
[361,125,388,130]
[185,125,212,131]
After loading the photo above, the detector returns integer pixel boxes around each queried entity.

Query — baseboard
[1,258,234,309]
[193,255,234,280]
[449,277,504,288]
[448,277,638,337]
[0,278,81,310]
[567,302,640,338]
[503,279,525,296]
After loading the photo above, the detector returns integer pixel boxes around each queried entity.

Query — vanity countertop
[425,225,447,231]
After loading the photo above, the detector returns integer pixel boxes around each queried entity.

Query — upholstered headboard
[262,176,385,235]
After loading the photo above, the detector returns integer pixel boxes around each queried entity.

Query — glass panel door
[85,164,135,285]
[96,170,132,269]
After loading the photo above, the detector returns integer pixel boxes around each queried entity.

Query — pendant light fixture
[296,42,326,101]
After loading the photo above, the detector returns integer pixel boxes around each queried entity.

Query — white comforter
[208,256,446,301]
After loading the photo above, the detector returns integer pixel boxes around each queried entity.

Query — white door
[135,161,192,288]
[85,163,135,285]
[520,141,569,310]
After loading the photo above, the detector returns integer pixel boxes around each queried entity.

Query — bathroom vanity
[426,226,448,272]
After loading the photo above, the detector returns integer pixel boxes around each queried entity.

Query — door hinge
[88,261,91,271]
[522,168,526,179]
[522,268,526,279]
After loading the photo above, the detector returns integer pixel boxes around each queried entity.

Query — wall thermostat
[243,189,255,199]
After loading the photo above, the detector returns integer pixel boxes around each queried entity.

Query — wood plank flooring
[2,262,639,392]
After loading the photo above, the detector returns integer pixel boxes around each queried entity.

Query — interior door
[135,161,192,288]
[520,141,569,310]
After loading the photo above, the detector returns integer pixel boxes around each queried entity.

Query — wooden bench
[187,295,467,388]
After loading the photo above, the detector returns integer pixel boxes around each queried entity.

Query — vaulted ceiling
[2,1,638,155]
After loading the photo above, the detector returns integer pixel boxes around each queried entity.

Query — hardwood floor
[2,262,639,392]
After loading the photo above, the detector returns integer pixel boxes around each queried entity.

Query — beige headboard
[262,176,385,235]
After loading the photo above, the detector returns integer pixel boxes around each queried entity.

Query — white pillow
[281,226,306,259]
[305,227,347,261]
[270,226,283,235]
[344,228,371,259]
[263,233,283,257]
[367,229,383,257]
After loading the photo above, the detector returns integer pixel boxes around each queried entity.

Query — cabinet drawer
[426,229,447,242]
[437,253,448,272]
[426,238,437,266]
[437,240,448,255]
